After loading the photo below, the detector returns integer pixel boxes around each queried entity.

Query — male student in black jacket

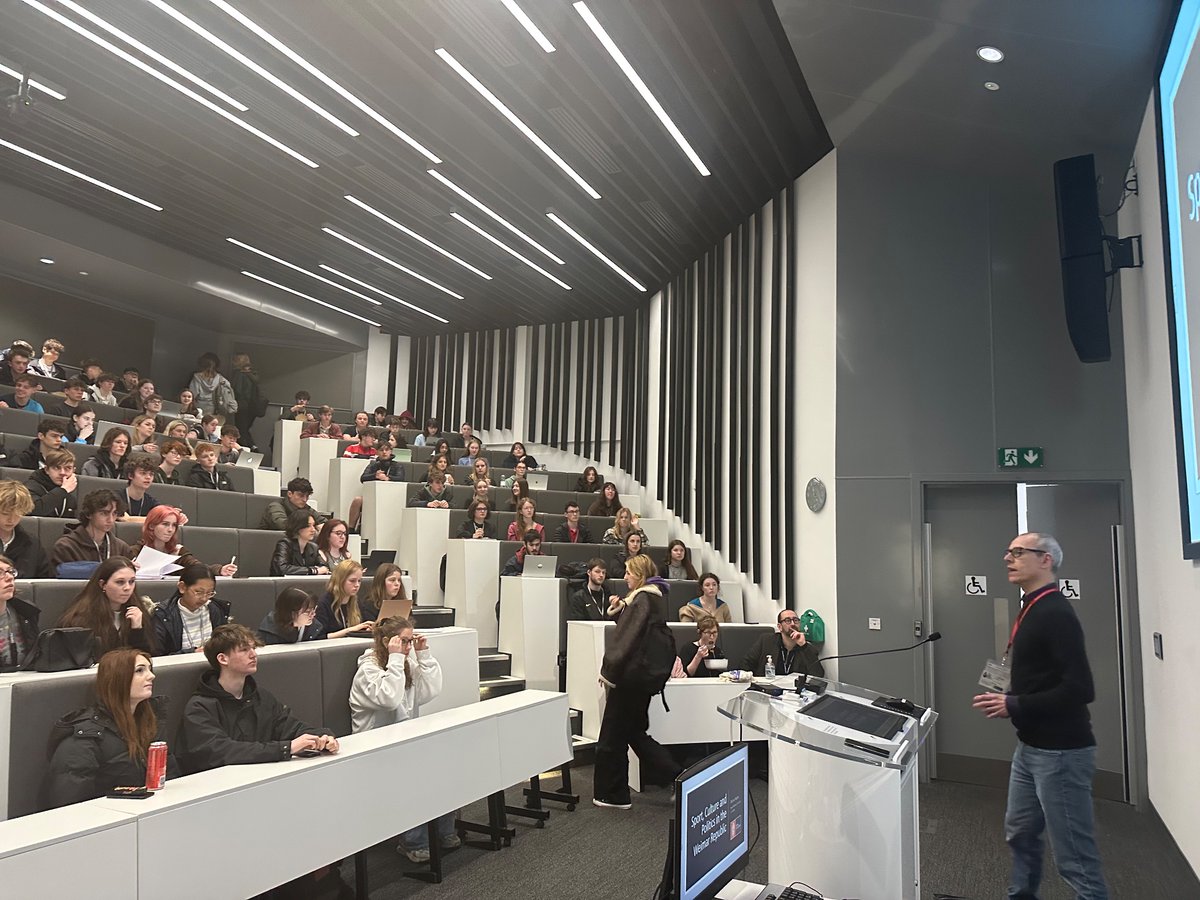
[567,559,611,620]
[179,624,337,774]
[0,482,52,578]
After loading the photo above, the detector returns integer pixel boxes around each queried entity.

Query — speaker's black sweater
[1008,588,1096,749]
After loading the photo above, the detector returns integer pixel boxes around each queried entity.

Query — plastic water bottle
[764,655,775,679]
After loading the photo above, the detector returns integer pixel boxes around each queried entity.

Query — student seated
[120,455,162,522]
[505,477,530,510]
[300,404,343,439]
[154,439,188,485]
[186,443,232,491]
[89,371,120,406]
[679,573,733,624]
[499,460,529,489]
[507,497,544,542]
[271,507,329,576]
[587,482,622,518]
[260,477,327,530]
[679,615,727,678]
[0,374,45,415]
[343,427,379,458]
[57,557,155,655]
[177,388,203,424]
[575,466,603,493]
[567,559,611,621]
[660,540,700,581]
[151,564,230,655]
[199,414,221,444]
[360,441,406,482]
[349,616,459,863]
[466,456,492,487]
[427,455,455,485]
[257,587,325,645]
[164,421,197,454]
[82,427,130,479]
[48,378,89,421]
[13,416,65,470]
[179,624,338,775]
[608,532,650,580]
[462,478,494,511]
[25,448,78,518]
[118,379,157,411]
[408,472,451,508]
[501,530,545,576]
[128,506,237,577]
[499,441,538,470]
[457,437,482,466]
[456,499,496,539]
[28,338,66,380]
[64,403,97,445]
[372,406,390,427]
[78,358,103,387]
[283,390,315,422]
[553,501,593,543]
[366,563,411,620]
[129,414,160,455]
[352,410,371,433]
[411,417,443,447]
[316,518,353,569]
[0,553,40,669]
[0,483,51,578]
[119,368,141,395]
[382,414,409,449]
[42,648,179,809]
[0,343,33,387]
[602,507,646,545]
[51,489,135,577]
[741,610,824,678]
[218,425,242,465]
[315,560,375,638]
[137,394,170,434]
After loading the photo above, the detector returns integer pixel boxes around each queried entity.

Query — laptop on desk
[525,472,549,491]
[522,554,557,577]
[361,549,397,577]
[233,450,264,469]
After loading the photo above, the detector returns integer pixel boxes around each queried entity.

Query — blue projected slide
[1159,0,1200,556]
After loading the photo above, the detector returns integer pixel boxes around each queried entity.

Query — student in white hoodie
[349,617,460,864]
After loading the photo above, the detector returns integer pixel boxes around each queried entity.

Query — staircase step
[479,676,525,701]
[479,651,511,679]
[411,607,455,628]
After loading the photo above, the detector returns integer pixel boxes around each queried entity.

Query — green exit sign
[998,447,1044,468]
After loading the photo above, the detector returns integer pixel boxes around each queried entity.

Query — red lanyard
[1006,585,1056,653]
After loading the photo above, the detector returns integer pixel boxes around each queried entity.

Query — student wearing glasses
[741,609,824,678]
[151,563,230,655]
[0,554,40,670]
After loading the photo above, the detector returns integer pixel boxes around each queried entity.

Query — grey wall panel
[834,475,919,700]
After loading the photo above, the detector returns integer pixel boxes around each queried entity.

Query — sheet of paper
[133,545,184,579]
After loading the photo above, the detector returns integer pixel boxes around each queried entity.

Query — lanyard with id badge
[979,585,1057,693]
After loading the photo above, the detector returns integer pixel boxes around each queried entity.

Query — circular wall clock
[805,477,827,513]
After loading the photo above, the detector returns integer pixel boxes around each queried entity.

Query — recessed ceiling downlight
[984,81,1000,91]
[977,46,1005,63]
[39,258,54,264]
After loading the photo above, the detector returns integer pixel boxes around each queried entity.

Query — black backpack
[636,620,677,695]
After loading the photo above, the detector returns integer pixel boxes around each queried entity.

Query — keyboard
[759,887,822,900]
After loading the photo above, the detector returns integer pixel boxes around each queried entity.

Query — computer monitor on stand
[658,742,751,900]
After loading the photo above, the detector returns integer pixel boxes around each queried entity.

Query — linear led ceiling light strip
[49,0,246,110]
[226,238,381,305]
[142,0,356,134]
[17,0,317,167]
[205,0,442,163]
[436,48,600,199]
[241,271,382,327]
[500,0,556,52]
[426,169,564,265]
[573,2,709,177]
[0,137,163,210]
[318,264,450,324]
[450,213,570,290]
[344,195,492,280]
[546,211,645,291]
[322,227,465,300]
[0,60,66,100]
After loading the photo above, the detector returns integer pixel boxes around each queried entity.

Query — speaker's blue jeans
[1005,741,1108,899]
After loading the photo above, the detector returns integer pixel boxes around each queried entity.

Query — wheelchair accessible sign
[998,447,1044,468]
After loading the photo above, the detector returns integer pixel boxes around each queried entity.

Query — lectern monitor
[670,742,750,900]
[803,694,907,740]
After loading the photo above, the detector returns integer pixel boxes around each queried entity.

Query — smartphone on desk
[106,786,153,799]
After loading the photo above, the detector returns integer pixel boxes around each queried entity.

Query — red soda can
[145,741,168,791]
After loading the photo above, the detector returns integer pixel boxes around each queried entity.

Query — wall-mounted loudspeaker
[1053,154,1111,363]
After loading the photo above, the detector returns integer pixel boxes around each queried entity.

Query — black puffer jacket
[0,596,40,671]
[26,469,76,518]
[1,528,51,579]
[42,702,179,810]
[179,671,331,774]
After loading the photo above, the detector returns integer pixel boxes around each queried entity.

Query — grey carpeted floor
[329,765,1199,900]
